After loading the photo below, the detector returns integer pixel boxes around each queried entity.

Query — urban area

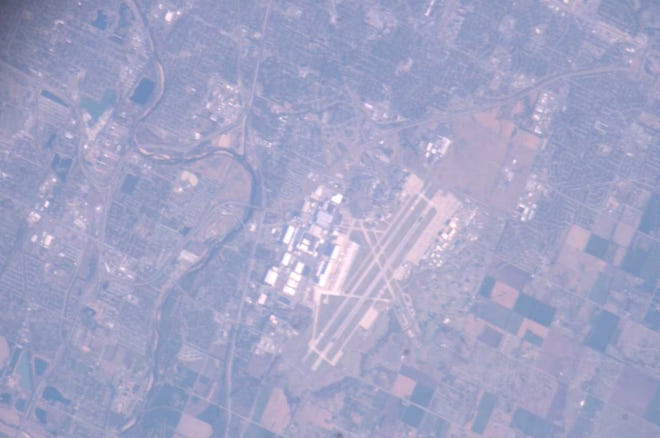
[0,0,658,437]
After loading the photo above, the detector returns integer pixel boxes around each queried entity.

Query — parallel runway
[305,181,460,370]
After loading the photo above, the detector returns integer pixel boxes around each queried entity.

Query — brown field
[498,331,521,356]
[564,225,590,250]
[462,314,486,343]
[391,374,416,398]
[612,221,635,247]
[175,413,213,438]
[0,406,19,428]
[510,100,526,117]
[612,245,628,267]
[437,109,539,215]
[473,108,515,137]
[511,129,543,150]
[294,403,335,431]
[536,330,580,381]
[261,388,292,434]
[490,281,520,309]
[515,372,558,417]
[517,318,549,339]
[432,113,509,201]
[615,320,660,371]
[214,132,235,148]
[553,242,604,295]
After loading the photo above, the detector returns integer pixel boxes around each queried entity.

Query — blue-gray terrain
[0,0,658,437]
